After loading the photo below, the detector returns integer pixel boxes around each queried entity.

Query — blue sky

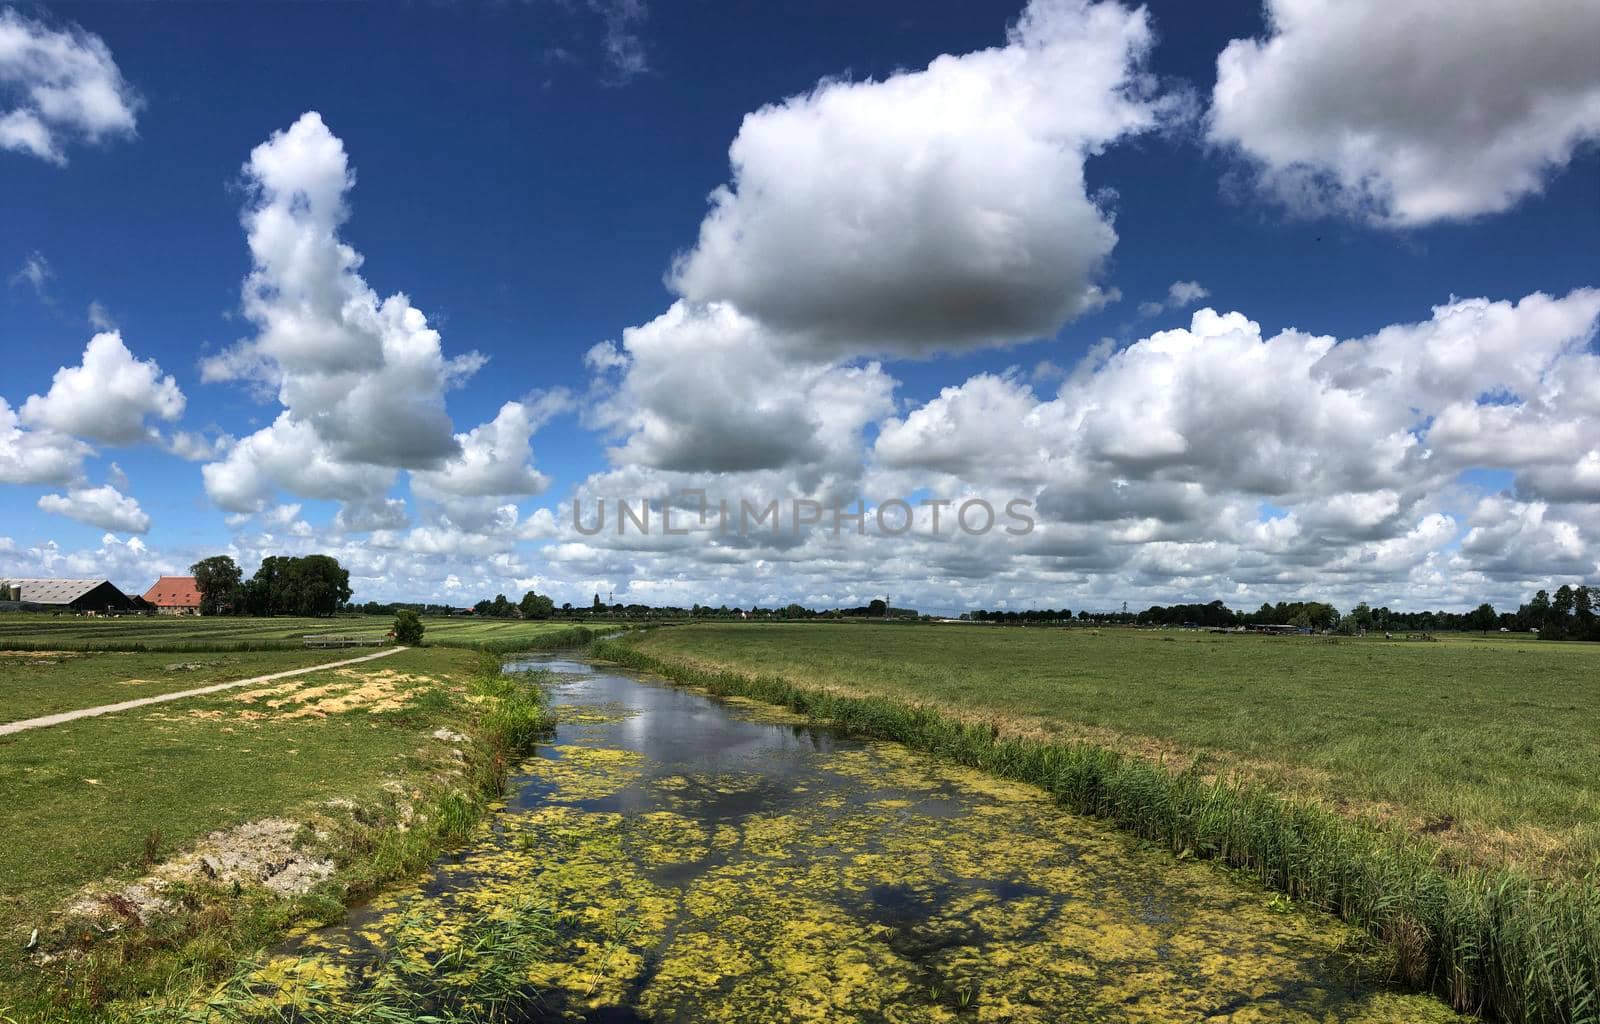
[2,0,1598,612]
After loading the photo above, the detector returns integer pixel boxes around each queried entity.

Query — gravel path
[0,646,408,736]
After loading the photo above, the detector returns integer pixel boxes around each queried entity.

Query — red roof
[143,575,202,609]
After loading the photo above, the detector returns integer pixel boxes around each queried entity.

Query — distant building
[143,576,203,615]
[0,578,136,614]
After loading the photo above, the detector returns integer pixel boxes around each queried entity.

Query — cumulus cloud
[202,413,398,514]
[411,395,569,501]
[167,430,232,462]
[1209,0,1600,225]
[587,301,896,484]
[20,331,184,444]
[334,497,410,533]
[1138,280,1210,317]
[0,6,139,164]
[199,112,524,515]
[37,483,150,533]
[0,396,89,485]
[862,288,1600,606]
[668,0,1177,358]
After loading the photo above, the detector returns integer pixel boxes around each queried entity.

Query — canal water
[270,656,1466,1023]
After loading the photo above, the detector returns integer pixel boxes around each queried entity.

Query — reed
[591,638,1598,1024]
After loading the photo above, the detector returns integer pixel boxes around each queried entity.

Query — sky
[1,0,1598,615]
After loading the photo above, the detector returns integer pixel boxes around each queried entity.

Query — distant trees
[191,555,244,615]
[967,608,1075,625]
[188,554,352,617]
[474,594,516,618]
[1518,583,1599,641]
[392,608,424,645]
[243,555,352,616]
[1469,603,1497,635]
[519,590,555,620]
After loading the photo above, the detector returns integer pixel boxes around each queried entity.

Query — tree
[1576,586,1596,641]
[519,590,555,620]
[191,555,244,616]
[393,608,425,645]
[1469,602,1496,635]
[238,555,351,616]
[1547,585,1576,641]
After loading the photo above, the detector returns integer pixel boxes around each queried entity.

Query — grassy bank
[592,635,1598,1024]
[0,648,558,1022]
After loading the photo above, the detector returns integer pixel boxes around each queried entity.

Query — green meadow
[0,612,590,653]
[626,623,1600,877]
[0,630,559,1022]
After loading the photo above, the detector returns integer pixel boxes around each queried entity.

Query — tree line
[965,584,1598,639]
[191,555,351,617]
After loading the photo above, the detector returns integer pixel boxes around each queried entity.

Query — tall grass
[119,897,554,1023]
[591,639,1598,1024]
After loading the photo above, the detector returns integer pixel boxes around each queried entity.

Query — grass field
[0,648,374,723]
[626,623,1600,878]
[0,626,567,1021]
[0,612,591,652]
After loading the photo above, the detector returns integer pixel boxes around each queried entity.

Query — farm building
[143,576,203,615]
[0,578,137,613]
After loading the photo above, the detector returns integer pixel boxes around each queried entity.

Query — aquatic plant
[590,639,1599,1024]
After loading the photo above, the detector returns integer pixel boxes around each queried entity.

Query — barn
[143,576,203,615]
[0,579,137,614]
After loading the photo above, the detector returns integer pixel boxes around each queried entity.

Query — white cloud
[1459,495,1594,580]
[667,0,1177,358]
[37,483,150,533]
[334,497,410,533]
[20,331,184,444]
[0,7,139,164]
[167,430,233,462]
[86,299,116,330]
[8,250,50,297]
[202,112,483,465]
[411,395,568,501]
[588,0,648,83]
[202,414,396,514]
[1138,279,1210,317]
[1209,0,1600,225]
[588,301,896,483]
[854,287,1600,607]
[0,396,89,486]
[199,113,527,514]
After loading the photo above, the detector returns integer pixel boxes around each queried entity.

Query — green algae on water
[218,667,1472,1023]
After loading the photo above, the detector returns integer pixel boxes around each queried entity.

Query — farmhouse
[0,578,137,614]
[143,575,203,615]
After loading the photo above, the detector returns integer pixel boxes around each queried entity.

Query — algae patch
[226,671,1470,1023]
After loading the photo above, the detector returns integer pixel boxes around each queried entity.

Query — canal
[266,655,1466,1023]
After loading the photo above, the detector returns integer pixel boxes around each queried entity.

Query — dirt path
[0,646,408,737]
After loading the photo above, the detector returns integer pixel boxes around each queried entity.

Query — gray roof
[0,578,114,605]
